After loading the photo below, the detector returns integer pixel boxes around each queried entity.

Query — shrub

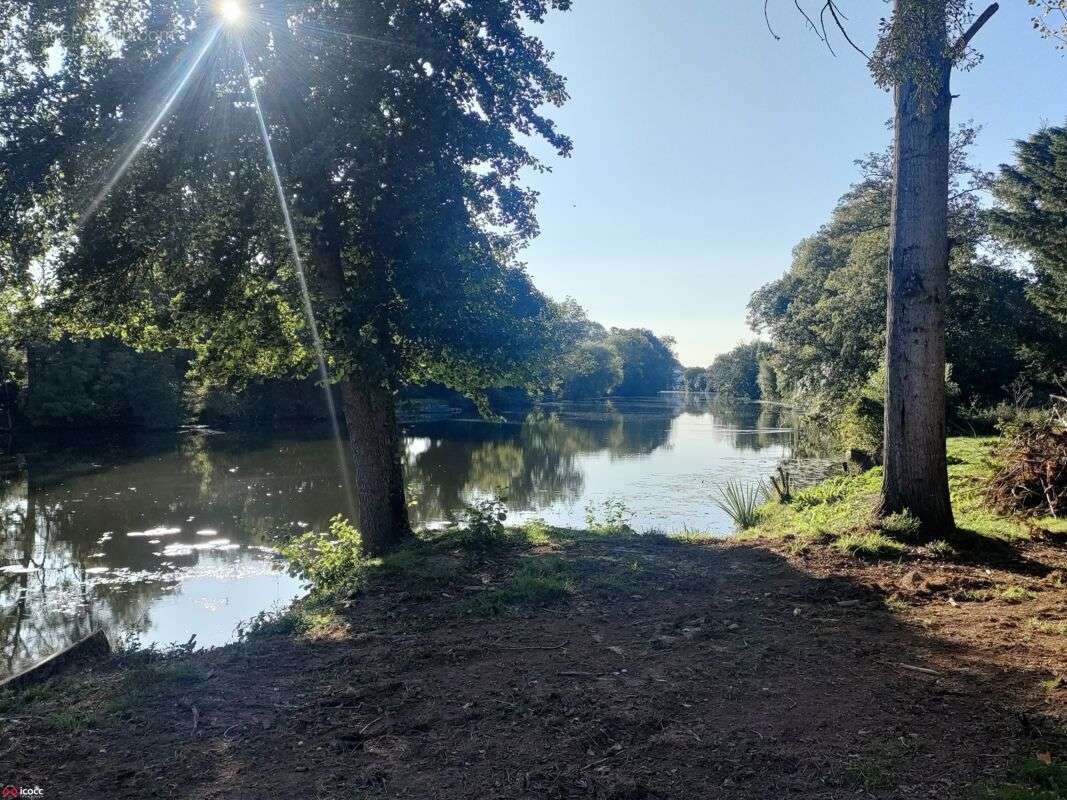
[880,511,922,539]
[987,400,1067,518]
[713,481,767,531]
[585,498,635,534]
[451,498,510,555]
[280,515,368,602]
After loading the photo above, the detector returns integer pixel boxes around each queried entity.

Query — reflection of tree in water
[705,401,796,453]
[1,431,347,674]
[403,405,674,520]
[1,476,153,674]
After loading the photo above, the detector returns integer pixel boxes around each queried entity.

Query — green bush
[280,515,368,602]
[452,498,510,555]
[585,498,635,534]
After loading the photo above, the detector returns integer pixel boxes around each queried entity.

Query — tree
[25,338,186,429]
[767,1,1003,531]
[990,124,1067,328]
[681,367,709,395]
[707,342,764,399]
[559,341,623,400]
[604,329,681,397]
[0,0,572,554]
[749,130,1048,407]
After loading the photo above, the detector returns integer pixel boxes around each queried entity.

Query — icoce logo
[2,787,19,799]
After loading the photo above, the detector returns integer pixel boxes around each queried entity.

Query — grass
[834,530,906,558]
[0,684,54,714]
[844,735,924,791]
[464,558,575,615]
[1028,618,1067,637]
[960,585,1038,604]
[972,758,1067,800]
[744,437,1067,555]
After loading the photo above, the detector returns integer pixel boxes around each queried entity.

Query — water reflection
[1,397,810,676]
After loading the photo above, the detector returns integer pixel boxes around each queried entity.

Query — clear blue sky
[519,1,1067,367]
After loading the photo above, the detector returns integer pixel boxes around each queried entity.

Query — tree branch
[764,0,781,41]
[825,1,870,61]
[954,2,999,54]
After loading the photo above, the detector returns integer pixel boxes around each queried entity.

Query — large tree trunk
[263,1,413,555]
[340,378,413,556]
[879,0,954,532]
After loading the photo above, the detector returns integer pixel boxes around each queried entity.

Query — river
[1,396,827,677]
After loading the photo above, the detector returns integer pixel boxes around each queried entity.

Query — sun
[217,0,244,24]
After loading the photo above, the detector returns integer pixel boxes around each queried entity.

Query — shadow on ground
[2,533,1065,799]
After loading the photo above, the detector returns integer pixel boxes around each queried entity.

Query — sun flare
[218,0,244,24]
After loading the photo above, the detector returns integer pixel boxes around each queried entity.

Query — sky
[517,1,1067,367]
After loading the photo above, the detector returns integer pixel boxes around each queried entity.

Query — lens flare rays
[79,23,224,228]
[239,43,357,521]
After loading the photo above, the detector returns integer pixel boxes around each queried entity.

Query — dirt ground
[2,532,1065,799]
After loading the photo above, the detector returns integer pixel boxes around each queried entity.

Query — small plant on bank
[927,539,959,559]
[879,510,922,540]
[713,480,767,531]
[451,498,510,556]
[768,466,794,503]
[834,531,906,559]
[585,497,635,534]
[281,515,369,602]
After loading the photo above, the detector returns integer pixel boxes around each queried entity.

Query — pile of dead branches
[987,398,1067,518]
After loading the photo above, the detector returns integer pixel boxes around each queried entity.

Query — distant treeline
[681,123,1067,453]
[0,300,681,431]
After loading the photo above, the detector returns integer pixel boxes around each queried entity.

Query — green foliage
[707,341,766,399]
[681,366,710,394]
[604,328,680,397]
[0,0,574,406]
[974,757,1067,800]
[25,337,186,429]
[584,497,635,534]
[280,515,368,603]
[749,128,1057,407]
[713,480,767,531]
[747,437,1067,549]
[757,359,780,402]
[835,530,906,558]
[192,376,337,426]
[450,498,510,556]
[558,341,623,400]
[991,124,1067,332]
[880,511,922,539]
[465,558,574,616]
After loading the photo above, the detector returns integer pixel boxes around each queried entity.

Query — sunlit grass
[744,437,1063,555]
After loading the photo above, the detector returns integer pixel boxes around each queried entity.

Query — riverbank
[2,439,1065,799]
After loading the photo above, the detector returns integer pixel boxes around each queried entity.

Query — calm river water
[1,397,822,676]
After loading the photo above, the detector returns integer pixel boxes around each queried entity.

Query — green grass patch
[1028,619,1067,637]
[960,585,1037,604]
[834,530,906,558]
[0,684,53,714]
[464,558,575,616]
[745,438,1059,553]
[47,708,95,732]
[972,757,1067,800]
[845,735,924,791]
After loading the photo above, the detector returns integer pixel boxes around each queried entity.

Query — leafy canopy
[0,0,573,398]
[991,123,1067,325]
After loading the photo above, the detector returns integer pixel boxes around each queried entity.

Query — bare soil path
[3,534,1065,799]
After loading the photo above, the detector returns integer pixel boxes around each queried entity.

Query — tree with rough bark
[0,0,572,555]
[768,1,1004,532]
